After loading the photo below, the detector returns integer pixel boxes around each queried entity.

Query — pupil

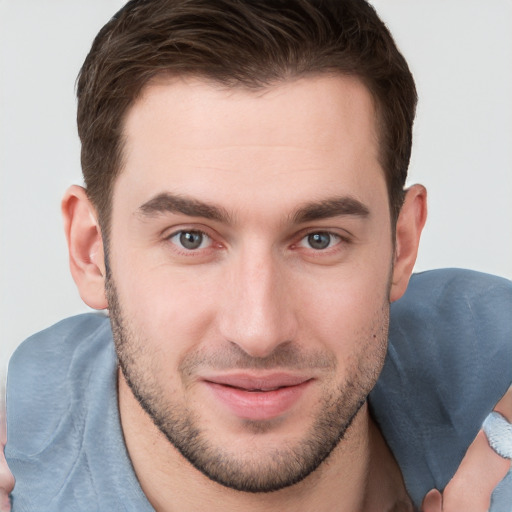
[308,232,330,250]
[180,231,203,249]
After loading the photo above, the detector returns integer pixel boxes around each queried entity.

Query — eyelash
[166,229,215,254]
[165,228,350,257]
[296,232,342,251]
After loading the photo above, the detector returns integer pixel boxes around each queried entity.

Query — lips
[202,373,313,421]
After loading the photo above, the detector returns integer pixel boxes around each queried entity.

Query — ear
[389,184,428,303]
[62,185,108,310]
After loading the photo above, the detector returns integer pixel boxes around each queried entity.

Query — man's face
[107,75,395,491]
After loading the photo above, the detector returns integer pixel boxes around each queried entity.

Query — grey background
[1,1,512,377]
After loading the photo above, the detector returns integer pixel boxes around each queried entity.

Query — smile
[202,374,314,421]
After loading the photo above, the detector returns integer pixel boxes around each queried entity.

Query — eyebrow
[292,196,370,223]
[137,193,232,223]
[137,192,370,225]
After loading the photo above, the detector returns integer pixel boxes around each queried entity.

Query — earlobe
[62,185,108,310]
[389,184,427,303]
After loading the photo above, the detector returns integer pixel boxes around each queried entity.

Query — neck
[118,371,411,512]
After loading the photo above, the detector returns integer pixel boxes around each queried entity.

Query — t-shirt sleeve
[369,268,512,508]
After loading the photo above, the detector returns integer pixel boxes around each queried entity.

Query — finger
[0,492,11,512]
[494,385,512,423]
[421,488,442,511]
[440,430,511,511]
[0,444,13,512]
[0,379,11,512]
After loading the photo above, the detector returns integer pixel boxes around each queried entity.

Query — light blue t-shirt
[370,269,512,508]
[7,315,152,511]
[6,269,512,511]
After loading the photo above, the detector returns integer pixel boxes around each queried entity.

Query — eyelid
[289,228,354,262]
[162,224,225,258]
[292,226,353,244]
[297,232,342,250]
[162,223,215,241]
[296,230,346,249]
[167,229,213,250]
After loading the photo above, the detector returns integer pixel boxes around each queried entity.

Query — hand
[0,442,13,512]
[0,387,14,512]
[421,387,512,511]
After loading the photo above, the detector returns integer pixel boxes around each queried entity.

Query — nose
[217,245,297,359]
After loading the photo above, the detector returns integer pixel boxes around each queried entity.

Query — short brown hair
[77,0,417,233]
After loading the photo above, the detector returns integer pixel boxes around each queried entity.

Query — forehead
[115,74,385,217]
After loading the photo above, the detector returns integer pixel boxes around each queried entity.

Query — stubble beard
[106,271,389,493]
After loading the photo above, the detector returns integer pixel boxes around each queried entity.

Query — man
[4,0,512,510]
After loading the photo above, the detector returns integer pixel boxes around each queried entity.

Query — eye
[300,232,341,250]
[168,230,212,250]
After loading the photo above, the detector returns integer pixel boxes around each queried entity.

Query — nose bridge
[219,242,295,358]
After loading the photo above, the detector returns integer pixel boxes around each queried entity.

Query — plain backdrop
[1,1,512,376]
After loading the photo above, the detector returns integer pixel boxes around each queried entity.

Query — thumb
[421,488,442,511]
[0,444,13,512]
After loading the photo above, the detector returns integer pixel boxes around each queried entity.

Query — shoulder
[5,314,153,511]
[371,268,512,507]
[9,313,111,370]
[386,268,512,382]
[386,268,512,399]
[7,313,112,456]
[391,268,512,329]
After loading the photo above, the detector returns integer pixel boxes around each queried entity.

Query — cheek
[295,262,391,356]
[112,255,221,354]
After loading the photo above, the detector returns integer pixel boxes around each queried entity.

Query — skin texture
[422,388,512,512]
[56,74,510,510]
[107,270,387,494]
[63,75,425,511]
[0,73,508,510]
[0,445,13,512]
[104,75,397,497]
